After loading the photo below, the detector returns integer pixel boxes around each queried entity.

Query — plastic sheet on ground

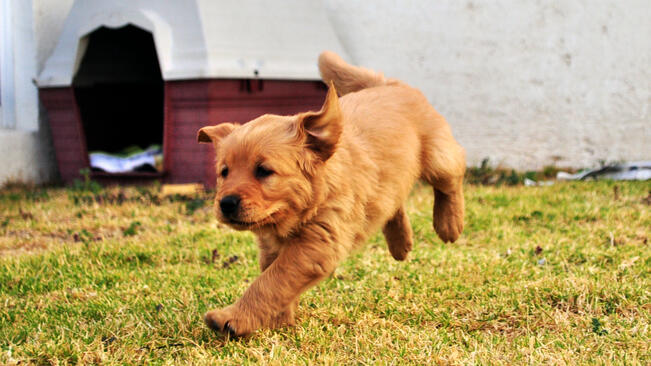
[89,145,163,173]
[556,161,651,181]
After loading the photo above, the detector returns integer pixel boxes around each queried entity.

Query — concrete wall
[0,0,59,185]
[1,0,649,186]
[0,114,57,184]
[324,0,650,169]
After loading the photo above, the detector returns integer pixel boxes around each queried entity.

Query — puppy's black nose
[219,195,241,217]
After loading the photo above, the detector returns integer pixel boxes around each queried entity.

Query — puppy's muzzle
[219,195,241,218]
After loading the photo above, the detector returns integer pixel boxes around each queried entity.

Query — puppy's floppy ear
[299,81,342,161]
[197,123,238,147]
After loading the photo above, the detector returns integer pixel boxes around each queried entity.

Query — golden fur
[197,51,466,336]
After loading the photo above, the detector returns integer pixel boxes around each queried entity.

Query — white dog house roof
[37,0,349,87]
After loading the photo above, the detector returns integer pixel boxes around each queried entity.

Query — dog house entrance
[73,25,164,175]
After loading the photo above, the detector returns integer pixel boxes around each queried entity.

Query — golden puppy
[197,51,465,336]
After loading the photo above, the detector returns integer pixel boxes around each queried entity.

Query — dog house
[37,0,348,187]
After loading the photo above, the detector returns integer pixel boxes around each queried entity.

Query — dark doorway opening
[73,25,164,173]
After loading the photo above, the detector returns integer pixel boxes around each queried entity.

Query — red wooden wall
[39,87,89,183]
[40,79,326,187]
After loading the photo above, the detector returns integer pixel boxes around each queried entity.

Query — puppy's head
[197,83,341,236]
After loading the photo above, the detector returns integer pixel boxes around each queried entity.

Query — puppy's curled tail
[318,51,388,96]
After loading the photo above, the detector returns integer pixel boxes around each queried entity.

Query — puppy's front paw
[204,305,257,337]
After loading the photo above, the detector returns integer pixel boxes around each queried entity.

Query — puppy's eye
[255,165,274,179]
[220,166,229,178]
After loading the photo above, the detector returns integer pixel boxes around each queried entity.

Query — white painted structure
[324,0,650,169]
[37,0,347,86]
[1,0,649,185]
[0,0,57,184]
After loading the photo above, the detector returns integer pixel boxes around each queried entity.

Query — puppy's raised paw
[204,305,256,337]
[433,189,464,243]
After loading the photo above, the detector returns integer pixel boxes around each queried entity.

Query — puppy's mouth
[225,218,258,227]
[222,209,281,230]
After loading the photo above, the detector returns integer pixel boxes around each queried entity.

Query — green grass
[0,181,649,364]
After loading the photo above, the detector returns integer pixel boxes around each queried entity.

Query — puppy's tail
[318,51,388,95]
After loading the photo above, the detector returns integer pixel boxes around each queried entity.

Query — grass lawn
[0,180,649,364]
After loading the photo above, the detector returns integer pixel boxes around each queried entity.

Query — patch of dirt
[642,190,651,205]
[0,241,48,256]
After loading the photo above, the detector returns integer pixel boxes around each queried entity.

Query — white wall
[325,0,650,169]
[0,125,56,184]
[1,0,40,131]
[0,0,58,185]
[1,0,649,186]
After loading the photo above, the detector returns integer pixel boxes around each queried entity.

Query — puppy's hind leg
[432,181,464,243]
[421,124,466,243]
[382,206,413,261]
